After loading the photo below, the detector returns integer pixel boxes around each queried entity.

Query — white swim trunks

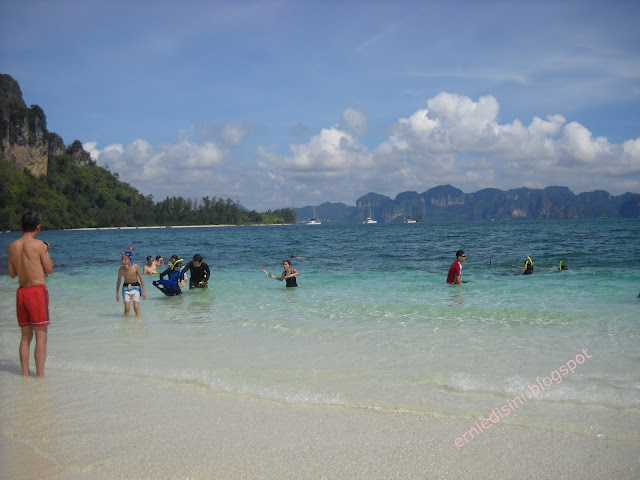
[122,285,141,303]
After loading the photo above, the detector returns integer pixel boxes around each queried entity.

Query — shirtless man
[7,211,54,378]
[116,251,146,316]
[143,255,158,275]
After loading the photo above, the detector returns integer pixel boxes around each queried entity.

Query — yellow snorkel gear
[172,258,184,270]
[524,256,533,268]
[559,261,563,270]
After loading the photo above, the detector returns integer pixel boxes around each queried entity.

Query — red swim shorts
[16,285,50,327]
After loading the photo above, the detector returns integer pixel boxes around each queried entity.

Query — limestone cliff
[0,74,64,176]
[346,185,638,222]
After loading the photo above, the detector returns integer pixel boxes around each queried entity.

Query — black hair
[456,250,465,259]
[21,211,41,232]
[193,254,203,262]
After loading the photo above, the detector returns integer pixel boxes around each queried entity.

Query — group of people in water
[119,244,576,315]
[121,247,567,314]
[6,210,639,379]
[116,252,212,316]
[446,250,568,285]
[117,252,300,316]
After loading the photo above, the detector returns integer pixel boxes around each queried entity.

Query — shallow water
[1,219,639,442]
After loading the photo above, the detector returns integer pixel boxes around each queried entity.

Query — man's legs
[33,326,47,378]
[19,326,34,376]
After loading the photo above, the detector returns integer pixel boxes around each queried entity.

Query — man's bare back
[8,232,53,286]
[7,212,54,378]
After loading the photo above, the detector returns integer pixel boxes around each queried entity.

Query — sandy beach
[1,367,637,480]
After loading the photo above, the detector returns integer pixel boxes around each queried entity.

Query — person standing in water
[269,260,299,287]
[143,256,158,275]
[7,211,54,378]
[446,250,466,284]
[116,251,146,315]
[181,254,210,289]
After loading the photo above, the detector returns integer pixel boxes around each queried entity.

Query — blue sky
[2,0,639,210]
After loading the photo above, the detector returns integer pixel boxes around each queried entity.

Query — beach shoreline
[2,369,637,480]
[63,224,295,231]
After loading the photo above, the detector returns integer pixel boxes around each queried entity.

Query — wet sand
[1,368,638,480]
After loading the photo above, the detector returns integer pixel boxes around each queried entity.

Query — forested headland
[0,155,295,230]
[0,74,295,230]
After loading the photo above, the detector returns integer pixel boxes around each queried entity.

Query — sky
[1,0,639,211]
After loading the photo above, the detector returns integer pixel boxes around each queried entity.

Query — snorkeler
[521,257,534,275]
[116,250,146,315]
[152,256,185,296]
[182,254,210,289]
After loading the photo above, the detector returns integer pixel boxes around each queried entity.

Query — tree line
[0,151,295,230]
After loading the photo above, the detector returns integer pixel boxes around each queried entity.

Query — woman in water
[269,260,299,287]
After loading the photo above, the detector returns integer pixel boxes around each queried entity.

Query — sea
[1,218,639,443]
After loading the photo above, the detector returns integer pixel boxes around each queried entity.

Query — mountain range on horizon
[295,185,640,223]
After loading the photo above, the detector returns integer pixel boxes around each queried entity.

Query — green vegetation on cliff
[0,152,295,230]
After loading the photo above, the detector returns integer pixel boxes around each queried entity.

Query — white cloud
[216,120,256,147]
[86,92,640,210]
[163,141,225,169]
[558,122,615,165]
[338,108,368,136]
[623,138,640,160]
[258,92,640,205]
[260,126,371,176]
[426,93,499,133]
[255,126,375,206]
[86,138,234,202]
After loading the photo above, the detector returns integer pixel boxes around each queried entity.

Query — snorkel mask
[121,247,133,268]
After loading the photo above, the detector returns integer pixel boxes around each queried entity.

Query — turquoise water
[1,219,639,440]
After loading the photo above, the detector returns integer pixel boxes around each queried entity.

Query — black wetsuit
[182,261,210,289]
[285,273,297,288]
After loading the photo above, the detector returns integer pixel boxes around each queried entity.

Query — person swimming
[521,257,534,275]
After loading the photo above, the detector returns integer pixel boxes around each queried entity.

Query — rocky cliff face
[347,184,638,222]
[0,74,64,176]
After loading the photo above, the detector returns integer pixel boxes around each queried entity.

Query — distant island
[296,185,640,223]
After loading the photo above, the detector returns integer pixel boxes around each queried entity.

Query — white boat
[307,206,321,225]
[404,206,417,223]
[363,206,377,224]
